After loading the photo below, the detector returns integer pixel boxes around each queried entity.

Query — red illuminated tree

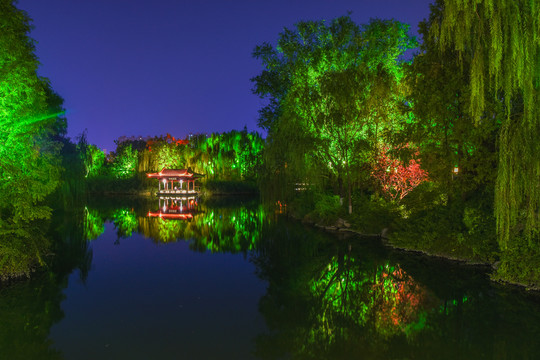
[372,145,428,201]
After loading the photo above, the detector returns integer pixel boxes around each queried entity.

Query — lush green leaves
[436,0,540,250]
[253,15,416,210]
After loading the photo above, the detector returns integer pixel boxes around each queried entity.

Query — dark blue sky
[20,0,433,152]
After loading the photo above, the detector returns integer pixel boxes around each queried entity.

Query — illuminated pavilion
[146,168,204,196]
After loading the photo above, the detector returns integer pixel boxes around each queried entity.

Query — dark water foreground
[1,197,540,359]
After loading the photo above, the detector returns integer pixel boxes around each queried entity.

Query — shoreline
[297,214,540,292]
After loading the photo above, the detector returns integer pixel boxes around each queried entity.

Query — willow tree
[252,16,415,211]
[407,1,500,195]
[435,0,540,249]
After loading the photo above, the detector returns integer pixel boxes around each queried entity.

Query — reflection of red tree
[372,265,429,337]
[372,144,428,201]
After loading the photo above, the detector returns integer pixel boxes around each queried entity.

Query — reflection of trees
[0,273,64,360]
[84,207,105,241]
[0,224,52,281]
[52,209,93,281]
[138,216,188,243]
[1,207,95,281]
[0,209,93,358]
[311,257,434,341]
[253,220,464,358]
[254,225,436,358]
[186,206,265,253]
[137,205,266,254]
[112,208,138,239]
[254,221,540,359]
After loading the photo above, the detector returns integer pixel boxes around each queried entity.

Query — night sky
[19,0,433,152]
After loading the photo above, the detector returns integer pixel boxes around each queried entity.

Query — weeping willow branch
[437,0,540,247]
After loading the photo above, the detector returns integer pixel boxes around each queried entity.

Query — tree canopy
[0,0,66,278]
[0,0,65,224]
[252,16,417,211]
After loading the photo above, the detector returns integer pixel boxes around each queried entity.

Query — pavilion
[147,168,204,196]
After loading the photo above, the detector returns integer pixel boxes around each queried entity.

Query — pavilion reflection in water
[147,196,199,220]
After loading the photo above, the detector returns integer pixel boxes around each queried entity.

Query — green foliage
[0,1,67,278]
[84,207,105,241]
[53,138,86,209]
[349,193,401,234]
[406,1,500,196]
[391,187,498,262]
[130,202,266,253]
[151,140,185,171]
[289,190,319,219]
[103,129,263,193]
[85,145,105,177]
[112,208,138,238]
[288,191,343,225]
[252,15,416,210]
[0,273,64,359]
[0,222,51,280]
[495,240,540,288]
[310,193,342,225]
[0,1,64,223]
[110,143,138,179]
[436,0,540,252]
[76,131,103,178]
[195,130,264,181]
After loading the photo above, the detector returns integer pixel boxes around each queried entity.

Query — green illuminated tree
[110,143,138,178]
[77,131,105,178]
[0,1,64,223]
[0,1,66,278]
[252,16,416,212]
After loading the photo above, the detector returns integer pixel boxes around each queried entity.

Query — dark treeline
[1,0,539,288]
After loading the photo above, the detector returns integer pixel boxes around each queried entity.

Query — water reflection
[84,196,266,253]
[253,220,540,359]
[311,257,436,339]
[0,273,64,360]
[0,210,92,360]
[147,196,199,220]
[2,199,540,359]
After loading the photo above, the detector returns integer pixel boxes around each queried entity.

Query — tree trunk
[348,173,352,214]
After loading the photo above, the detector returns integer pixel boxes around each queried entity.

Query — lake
[1,196,540,359]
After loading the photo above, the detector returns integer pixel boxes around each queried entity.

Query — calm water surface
[1,197,540,359]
